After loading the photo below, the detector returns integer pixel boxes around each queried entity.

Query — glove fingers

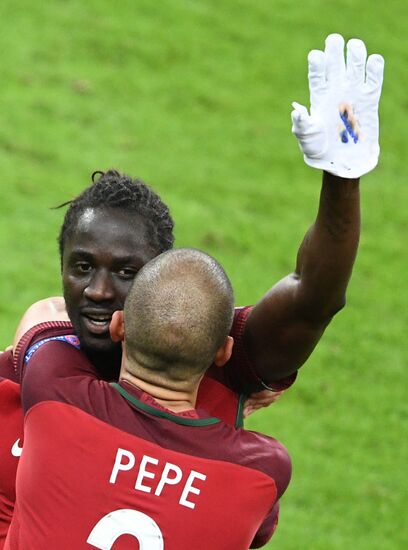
[291,102,310,132]
[291,101,309,117]
[346,38,367,87]
[365,54,385,97]
[325,33,346,83]
[308,49,327,108]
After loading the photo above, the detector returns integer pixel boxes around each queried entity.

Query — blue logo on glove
[339,103,359,144]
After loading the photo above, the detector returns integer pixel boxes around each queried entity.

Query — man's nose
[84,270,115,302]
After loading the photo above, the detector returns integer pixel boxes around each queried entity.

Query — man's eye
[117,268,137,279]
[75,262,92,273]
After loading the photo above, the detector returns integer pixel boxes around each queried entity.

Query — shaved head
[124,248,234,381]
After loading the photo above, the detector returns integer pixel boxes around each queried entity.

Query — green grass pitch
[0,1,406,548]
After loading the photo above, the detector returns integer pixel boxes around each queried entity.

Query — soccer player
[6,248,292,549]
[0,33,384,546]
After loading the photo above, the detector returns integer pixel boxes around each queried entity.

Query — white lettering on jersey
[87,509,163,549]
[155,463,183,496]
[179,471,207,509]
[109,448,135,483]
[109,448,207,509]
[11,438,23,457]
[135,455,159,493]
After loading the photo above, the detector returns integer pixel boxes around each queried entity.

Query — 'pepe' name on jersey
[110,447,207,509]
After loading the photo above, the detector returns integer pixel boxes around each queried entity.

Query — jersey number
[87,509,164,549]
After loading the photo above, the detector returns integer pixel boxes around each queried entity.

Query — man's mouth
[81,312,113,336]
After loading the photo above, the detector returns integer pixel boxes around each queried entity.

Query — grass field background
[0,1,406,548]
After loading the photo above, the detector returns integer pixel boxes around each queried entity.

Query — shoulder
[22,338,91,384]
[21,339,97,414]
[14,320,75,379]
[232,429,292,497]
[230,306,252,337]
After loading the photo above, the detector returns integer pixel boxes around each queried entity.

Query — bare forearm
[295,171,360,321]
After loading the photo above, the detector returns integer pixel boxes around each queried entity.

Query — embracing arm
[12,296,68,349]
[244,171,360,383]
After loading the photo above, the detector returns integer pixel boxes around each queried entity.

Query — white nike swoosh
[11,438,23,457]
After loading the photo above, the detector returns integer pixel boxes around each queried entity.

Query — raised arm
[243,34,383,386]
[244,171,359,383]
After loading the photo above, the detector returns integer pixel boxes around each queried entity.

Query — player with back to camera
[0,33,384,547]
[6,248,292,549]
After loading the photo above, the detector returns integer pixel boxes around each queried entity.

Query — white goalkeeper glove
[291,33,384,178]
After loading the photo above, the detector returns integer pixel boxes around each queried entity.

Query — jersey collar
[111,382,221,427]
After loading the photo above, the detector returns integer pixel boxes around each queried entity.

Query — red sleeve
[0,350,18,382]
[245,431,291,547]
[13,321,74,382]
[250,502,280,548]
[20,340,101,415]
[213,307,297,394]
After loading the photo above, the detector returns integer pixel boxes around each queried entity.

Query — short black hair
[58,169,174,263]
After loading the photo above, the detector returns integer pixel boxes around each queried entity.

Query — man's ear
[110,311,125,342]
[214,336,234,367]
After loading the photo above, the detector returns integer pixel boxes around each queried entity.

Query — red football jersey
[0,308,296,545]
[12,308,296,426]
[6,340,291,549]
[0,324,77,547]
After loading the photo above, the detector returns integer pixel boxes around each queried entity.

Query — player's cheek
[63,279,86,312]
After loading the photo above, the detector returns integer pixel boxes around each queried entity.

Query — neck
[119,369,200,413]
[84,347,122,381]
